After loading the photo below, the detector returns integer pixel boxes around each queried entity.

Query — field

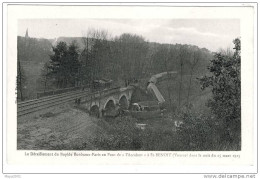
[17,104,98,150]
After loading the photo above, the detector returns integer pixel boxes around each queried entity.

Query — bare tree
[87,28,109,41]
[218,47,234,57]
[81,28,111,89]
[186,50,200,103]
[178,46,185,107]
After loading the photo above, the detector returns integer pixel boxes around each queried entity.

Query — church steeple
[25,28,29,38]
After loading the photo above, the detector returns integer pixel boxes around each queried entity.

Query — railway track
[17,87,121,117]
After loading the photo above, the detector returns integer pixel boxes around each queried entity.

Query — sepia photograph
[17,18,241,151]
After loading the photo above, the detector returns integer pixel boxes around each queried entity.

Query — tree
[67,42,80,86]
[40,62,50,93]
[150,45,168,74]
[199,38,241,145]
[48,41,80,88]
[17,59,26,101]
[114,33,148,82]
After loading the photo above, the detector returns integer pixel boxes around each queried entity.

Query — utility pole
[178,47,184,107]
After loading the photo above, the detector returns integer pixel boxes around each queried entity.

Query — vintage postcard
[2,2,257,176]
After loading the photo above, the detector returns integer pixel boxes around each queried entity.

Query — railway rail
[17,87,121,117]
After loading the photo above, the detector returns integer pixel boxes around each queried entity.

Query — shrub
[199,38,241,148]
[90,116,143,150]
[176,111,221,150]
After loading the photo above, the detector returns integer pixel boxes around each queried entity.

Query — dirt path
[17,104,100,150]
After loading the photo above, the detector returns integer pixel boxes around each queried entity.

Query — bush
[176,109,241,150]
[175,111,220,150]
[139,119,179,151]
[90,116,143,150]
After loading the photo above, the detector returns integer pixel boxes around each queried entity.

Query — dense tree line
[17,32,212,100]
[45,32,212,89]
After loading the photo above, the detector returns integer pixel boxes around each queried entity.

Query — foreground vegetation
[68,110,238,151]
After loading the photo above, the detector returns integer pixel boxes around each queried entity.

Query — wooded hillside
[17,33,213,100]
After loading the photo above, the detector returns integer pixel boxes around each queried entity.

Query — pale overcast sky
[18,19,240,52]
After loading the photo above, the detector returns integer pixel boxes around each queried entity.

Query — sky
[18,19,240,52]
